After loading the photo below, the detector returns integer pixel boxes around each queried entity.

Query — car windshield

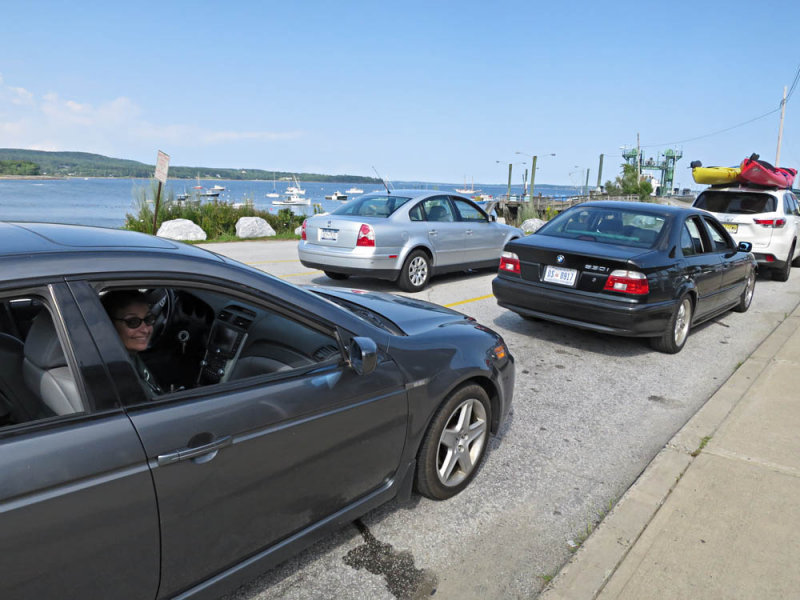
[537,206,666,248]
[694,191,777,214]
[331,195,412,217]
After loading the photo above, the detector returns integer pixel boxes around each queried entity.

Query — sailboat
[455,177,481,195]
[266,172,280,198]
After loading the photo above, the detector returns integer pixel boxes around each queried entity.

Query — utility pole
[584,168,590,197]
[529,156,538,200]
[596,154,604,191]
[636,132,641,179]
[506,163,513,202]
[776,86,787,167]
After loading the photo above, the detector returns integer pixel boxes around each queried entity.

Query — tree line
[0,149,378,183]
[0,160,41,176]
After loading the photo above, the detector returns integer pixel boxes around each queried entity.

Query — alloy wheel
[408,256,429,287]
[436,398,488,487]
[673,298,691,347]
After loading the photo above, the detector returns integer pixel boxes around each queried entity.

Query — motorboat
[272,193,311,206]
[286,175,306,196]
[345,186,364,195]
[325,191,348,201]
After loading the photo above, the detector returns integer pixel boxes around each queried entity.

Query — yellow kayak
[692,166,741,185]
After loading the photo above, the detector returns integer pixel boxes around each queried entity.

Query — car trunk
[508,235,652,294]
[305,215,376,249]
[694,190,777,249]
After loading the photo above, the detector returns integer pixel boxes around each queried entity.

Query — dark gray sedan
[298,189,522,291]
[0,222,514,599]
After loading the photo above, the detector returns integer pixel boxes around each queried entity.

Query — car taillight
[603,270,649,295]
[301,219,307,240]
[356,223,375,247]
[499,251,520,274]
[754,218,786,228]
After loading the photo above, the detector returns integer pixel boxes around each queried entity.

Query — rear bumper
[752,252,789,270]
[492,275,677,337]
[298,242,402,280]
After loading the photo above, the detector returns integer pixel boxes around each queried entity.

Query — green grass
[691,435,712,457]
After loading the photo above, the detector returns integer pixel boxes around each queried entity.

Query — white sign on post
[154,150,170,183]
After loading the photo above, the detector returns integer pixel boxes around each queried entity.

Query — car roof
[0,222,216,257]
[577,201,704,218]
[360,189,473,200]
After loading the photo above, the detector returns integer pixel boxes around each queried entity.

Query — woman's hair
[101,290,151,318]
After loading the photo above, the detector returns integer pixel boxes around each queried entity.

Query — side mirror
[490,214,497,222]
[348,336,377,376]
[738,241,753,253]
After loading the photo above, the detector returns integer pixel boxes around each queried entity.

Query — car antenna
[372,166,391,194]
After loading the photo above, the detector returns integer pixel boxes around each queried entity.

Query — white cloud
[0,77,301,156]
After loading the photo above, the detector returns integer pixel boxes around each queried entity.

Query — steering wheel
[144,288,174,346]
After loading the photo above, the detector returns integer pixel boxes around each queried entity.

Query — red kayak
[738,155,796,188]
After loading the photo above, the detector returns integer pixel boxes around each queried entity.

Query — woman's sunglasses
[114,314,156,329]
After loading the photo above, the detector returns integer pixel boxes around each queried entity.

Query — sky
[1,0,799,188]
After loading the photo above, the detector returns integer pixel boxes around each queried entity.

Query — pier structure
[622,148,684,196]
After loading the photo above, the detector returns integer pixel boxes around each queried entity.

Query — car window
[0,295,86,430]
[784,195,795,216]
[422,197,455,222]
[789,193,800,216]
[96,286,341,400]
[702,217,733,252]
[537,206,665,248]
[451,198,488,223]
[409,203,424,222]
[680,224,697,256]
[684,218,706,254]
[331,195,412,217]
[694,191,776,214]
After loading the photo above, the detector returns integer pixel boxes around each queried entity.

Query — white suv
[693,185,800,281]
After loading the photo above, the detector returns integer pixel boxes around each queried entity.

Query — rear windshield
[694,191,776,214]
[537,206,666,248]
[331,195,412,217]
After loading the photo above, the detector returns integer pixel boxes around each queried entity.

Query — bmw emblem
[556,254,565,264]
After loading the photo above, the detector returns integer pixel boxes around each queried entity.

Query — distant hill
[0,149,379,183]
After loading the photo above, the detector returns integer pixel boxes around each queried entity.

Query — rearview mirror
[348,336,377,376]
[738,241,753,253]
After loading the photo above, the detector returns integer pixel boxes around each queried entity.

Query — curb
[539,306,800,600]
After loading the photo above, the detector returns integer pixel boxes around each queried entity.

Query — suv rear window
[694,191,776,214]
[331,195,412,217]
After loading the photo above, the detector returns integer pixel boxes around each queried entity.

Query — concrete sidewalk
[542,305,800,600]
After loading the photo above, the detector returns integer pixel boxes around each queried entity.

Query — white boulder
[157,219,207,241]
[521,218,546,234]
[236,217,275,239]
[294,225,303,236]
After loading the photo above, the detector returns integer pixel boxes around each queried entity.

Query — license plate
[543,265,578,286]
[319,228,338,241]
[723,223,738,233]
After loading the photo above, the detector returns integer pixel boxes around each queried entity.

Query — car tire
[772,243,794,282]
[415,383,492,500]
[733,269,756,313]
[324,271,349,280]
[650,294,693,354]
[398,250,431,292]
[791,241,800,267]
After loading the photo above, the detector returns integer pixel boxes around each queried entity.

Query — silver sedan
[298,190,523,291]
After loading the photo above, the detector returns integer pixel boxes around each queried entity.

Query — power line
[641,107,781,148]
[785,62,800,102]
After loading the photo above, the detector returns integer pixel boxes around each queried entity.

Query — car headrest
[23,311,67,370]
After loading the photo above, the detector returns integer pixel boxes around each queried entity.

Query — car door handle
[428,230,438,235]
[157,435,233,466]
[465,229,473,235]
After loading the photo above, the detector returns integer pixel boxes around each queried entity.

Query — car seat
[0,333,52,423]
[428,205,449,222]
[22,311,83,416]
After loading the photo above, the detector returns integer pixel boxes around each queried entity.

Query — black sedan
[0,222,514,599]
[492,202,757,353]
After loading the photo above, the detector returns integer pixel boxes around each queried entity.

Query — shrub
[123,182,305,238]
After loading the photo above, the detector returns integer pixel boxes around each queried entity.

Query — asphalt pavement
[199,239,800,600]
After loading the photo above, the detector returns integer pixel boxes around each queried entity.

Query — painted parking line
[444,293,495,308]
[245,259,303,266]
[280,271,322,278]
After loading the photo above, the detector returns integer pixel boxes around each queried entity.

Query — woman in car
[102,290,163,394]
